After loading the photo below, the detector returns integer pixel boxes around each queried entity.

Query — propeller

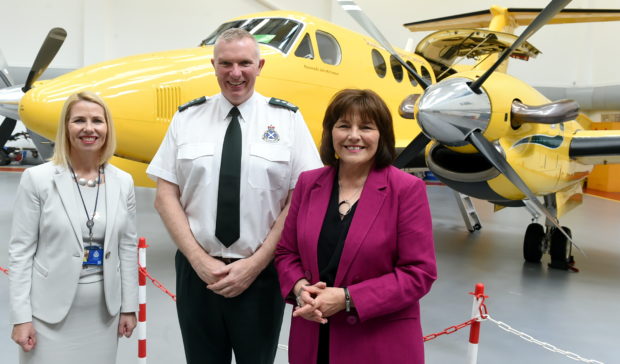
[469,0,572,92]
[393,133,430,169]
[22,27,67,93]
[0,117,17,149]
[340,0,580,251]
[336,0,430,89]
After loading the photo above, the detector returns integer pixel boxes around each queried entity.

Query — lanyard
[69,165,101,245]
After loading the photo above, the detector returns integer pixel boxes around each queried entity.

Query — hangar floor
[1,169,618,364]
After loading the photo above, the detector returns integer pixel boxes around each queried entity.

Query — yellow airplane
[0,0,619,269]
[0,10,435,185]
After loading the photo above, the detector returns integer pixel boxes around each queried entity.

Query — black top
[317,173,358,287]
[316,172,359,364]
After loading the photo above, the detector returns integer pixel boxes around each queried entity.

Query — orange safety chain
[0,266,8,275]
[138,266,177,302]
[423,292,488,342]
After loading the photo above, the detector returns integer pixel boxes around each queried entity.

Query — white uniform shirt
[147,92,322,258]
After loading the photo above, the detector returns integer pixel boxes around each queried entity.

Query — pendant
[86,220,94,229]
[338,200,352,217]
[78,177,87,186]
[87,179,97,187]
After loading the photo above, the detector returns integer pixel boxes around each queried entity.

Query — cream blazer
[8,162,138,324]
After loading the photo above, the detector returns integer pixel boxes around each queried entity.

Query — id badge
[83,246,104,266]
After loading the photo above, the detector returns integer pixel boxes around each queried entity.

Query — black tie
[215,107,242,247]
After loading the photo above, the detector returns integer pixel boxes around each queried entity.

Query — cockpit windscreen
[201,18,303,54]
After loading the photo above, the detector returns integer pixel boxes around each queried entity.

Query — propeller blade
[0,117,17,148]
[393,132,431,169]
[470,0,572,92]
[337,0,430,89]
[467,130,583,254]
[22,27,67,93]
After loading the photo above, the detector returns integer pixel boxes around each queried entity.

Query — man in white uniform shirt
[146,28,321,364]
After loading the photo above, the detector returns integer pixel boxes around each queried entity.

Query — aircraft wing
[404,8,620,32]
[570,130,620,165]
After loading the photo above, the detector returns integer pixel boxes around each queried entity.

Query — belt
[212,256,242,265]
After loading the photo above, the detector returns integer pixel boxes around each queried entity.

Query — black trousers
[175,250,285,364]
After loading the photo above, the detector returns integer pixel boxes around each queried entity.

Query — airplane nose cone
[418,77,491,147]
[19,83,65,140]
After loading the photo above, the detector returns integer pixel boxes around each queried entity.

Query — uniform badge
[262,125,280,142]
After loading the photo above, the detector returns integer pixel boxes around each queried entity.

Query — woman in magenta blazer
[275,89,437,364]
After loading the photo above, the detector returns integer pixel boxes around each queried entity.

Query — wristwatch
[343,287,351,312]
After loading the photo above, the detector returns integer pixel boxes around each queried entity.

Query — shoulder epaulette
[178,96,207,112]
[269,97,298,112]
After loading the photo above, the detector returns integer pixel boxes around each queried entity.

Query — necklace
[74,174,101,187]
[69,165,102,244]
[338,180,363,218]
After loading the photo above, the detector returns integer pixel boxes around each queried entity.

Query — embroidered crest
[262,125,280,142]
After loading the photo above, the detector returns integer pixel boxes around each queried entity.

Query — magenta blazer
[275,165,437,364]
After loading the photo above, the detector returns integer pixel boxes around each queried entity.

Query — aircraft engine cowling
[426,142,524,207]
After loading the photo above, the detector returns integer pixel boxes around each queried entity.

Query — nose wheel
[523,223,576,270]
[548,226,575,270]
[523,222,545,262]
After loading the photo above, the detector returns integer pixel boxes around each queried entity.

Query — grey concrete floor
[1,169,619,363]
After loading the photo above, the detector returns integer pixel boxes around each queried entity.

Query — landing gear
[454,191,482,232]
[523,223,545,262]
[548,226,575,270]
[522,194,576,271]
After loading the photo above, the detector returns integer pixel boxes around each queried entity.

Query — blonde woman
[8,91,137,363]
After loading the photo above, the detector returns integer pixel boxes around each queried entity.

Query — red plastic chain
[0,266,8,275]
[139,266,177,302]
[423,292,489,342]
[423,318,477,342]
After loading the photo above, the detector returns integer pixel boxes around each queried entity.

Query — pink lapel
[302,167,336,284]
[334,166,389,286]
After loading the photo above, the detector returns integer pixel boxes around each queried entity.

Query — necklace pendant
[338,200,352,217]
[78,177,87,186]
[87,179,96,187]
[86,220,94,229]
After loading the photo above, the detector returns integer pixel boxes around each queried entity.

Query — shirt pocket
[177,143,216,184]
[248,143,291,190]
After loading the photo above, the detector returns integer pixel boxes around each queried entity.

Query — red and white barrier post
[138,237,148,363]
[466,283,485,364]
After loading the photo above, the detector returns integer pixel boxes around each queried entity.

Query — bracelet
[343,287,351,312]
[295,284,308,307]
[295,291,304,307]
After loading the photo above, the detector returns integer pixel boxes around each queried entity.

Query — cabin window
[316,31,341,65]
[201,17,303,54]
[406,61,418,87]
[371,49,386,78]
[420,65,432,84]
[390,55,403,82]
[294,33,314,59]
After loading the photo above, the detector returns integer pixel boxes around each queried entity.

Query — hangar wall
[1,0,619,110]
